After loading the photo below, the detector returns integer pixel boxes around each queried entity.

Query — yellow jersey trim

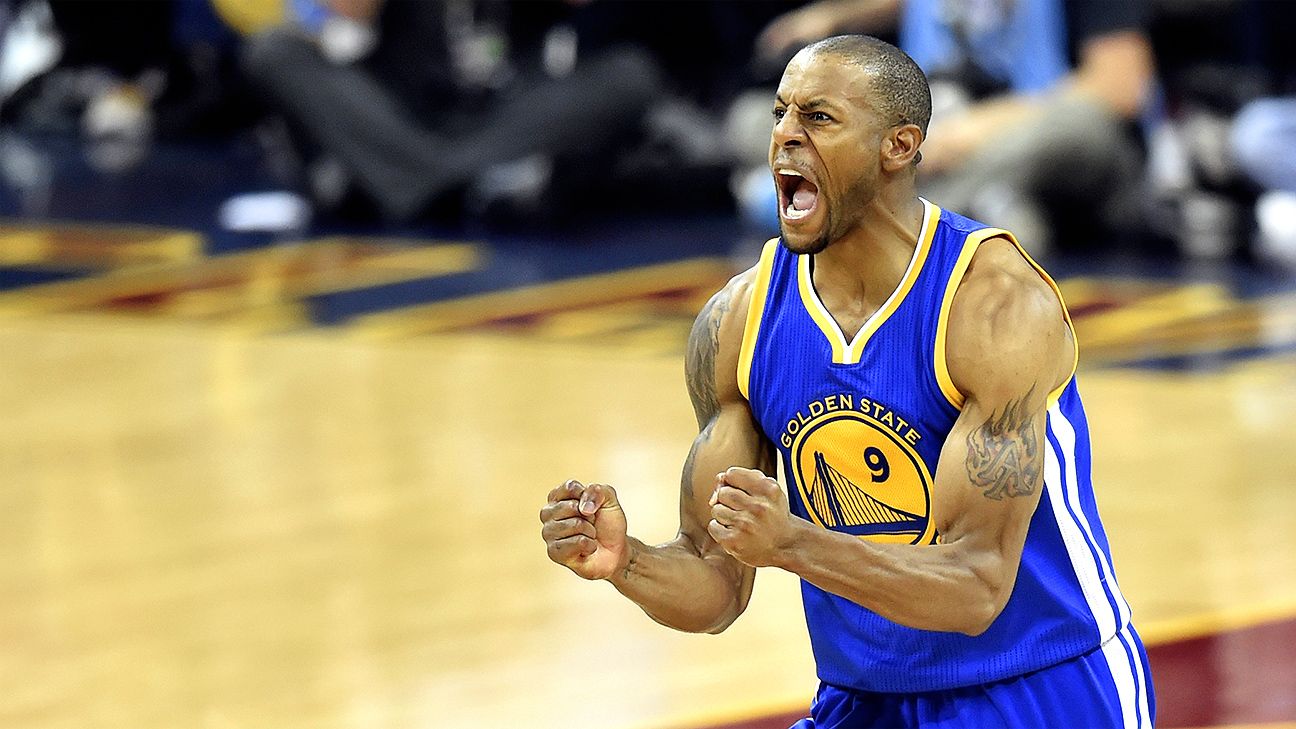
[797,254,848,363]
[933,229,1080,410]
[797,199,940,365]
[737,239,780,400]
[1011,236,1079,405]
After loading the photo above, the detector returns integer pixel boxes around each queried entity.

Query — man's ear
[881,124,924,172]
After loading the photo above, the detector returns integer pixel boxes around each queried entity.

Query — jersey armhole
[737,239,779,401]
[933,229,1080,410]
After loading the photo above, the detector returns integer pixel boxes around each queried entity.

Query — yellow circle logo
[790,411,935,544]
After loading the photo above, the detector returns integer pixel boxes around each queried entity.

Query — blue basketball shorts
[790,625,1155,728]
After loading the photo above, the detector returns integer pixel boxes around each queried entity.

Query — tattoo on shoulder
[685,289,731,428]
[964,385,1042,500]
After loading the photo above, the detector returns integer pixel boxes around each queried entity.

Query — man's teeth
[778,169,812,219]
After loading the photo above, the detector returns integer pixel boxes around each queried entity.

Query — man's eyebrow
[773,96,835,111]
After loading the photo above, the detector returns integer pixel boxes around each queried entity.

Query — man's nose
[772,113,805,148]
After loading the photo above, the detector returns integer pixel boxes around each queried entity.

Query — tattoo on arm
[680,290,729,539]
[679,419,715,504]
[965,385,1042,500]
[685,290,730,428]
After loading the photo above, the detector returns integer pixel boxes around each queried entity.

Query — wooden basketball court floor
[0,224,1294,729]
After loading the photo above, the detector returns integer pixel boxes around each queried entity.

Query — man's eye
[772,108,787,121]
[810,112,832,122]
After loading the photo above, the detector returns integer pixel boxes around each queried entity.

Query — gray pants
[241,26,660,221]
[921,98,1140,253]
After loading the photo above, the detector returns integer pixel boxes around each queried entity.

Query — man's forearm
[777,523,1008,636]
[609,536,751,634]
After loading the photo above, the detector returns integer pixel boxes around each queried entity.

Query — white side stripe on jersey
[1119,622,1154,728]
[1042,414,1116,639]
[1046,403,1149,727]
[1101,629,1140,728]
[1049,404,1134,627]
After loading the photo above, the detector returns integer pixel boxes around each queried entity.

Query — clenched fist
[540,479,629,581]
[708,466,799,568]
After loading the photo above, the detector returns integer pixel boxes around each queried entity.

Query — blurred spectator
[238,0,661,224]
[1231,98,1296,194]
[1,0,257,165]
[753,0,1156,254]
[1,1,171,148]
[1231,96,1296,267]
[563,1,801,219]
[1140,0,1296,262]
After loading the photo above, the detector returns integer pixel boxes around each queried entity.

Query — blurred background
[0,0,1292,728]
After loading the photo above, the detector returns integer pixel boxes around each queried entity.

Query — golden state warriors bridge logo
[781,393,936,545]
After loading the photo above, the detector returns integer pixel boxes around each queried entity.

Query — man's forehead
[777,51,874,102]
[777,54,881,113]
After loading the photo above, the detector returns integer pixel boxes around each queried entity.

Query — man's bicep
[929,392,1049,611]
[673,402,767,620]
[678,403,773,543]
[937,268,1059,550]
[674,268,766,579]
[934,391,1048,527]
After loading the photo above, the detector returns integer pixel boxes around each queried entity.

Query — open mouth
[775,168,820,222]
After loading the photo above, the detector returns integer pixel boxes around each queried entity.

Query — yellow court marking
[1072,283,1237,350]
[507,299,706,358]
[0,238,481,323]
[1080,290,1296,365]
[0,221,202,269]
[347,257,735,340]
[1138,596,1296,646]
[1057,276,1179,305]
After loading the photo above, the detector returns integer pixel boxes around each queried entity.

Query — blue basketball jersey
[737,200,1148,703]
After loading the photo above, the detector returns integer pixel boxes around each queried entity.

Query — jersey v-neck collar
[796,198,939,365]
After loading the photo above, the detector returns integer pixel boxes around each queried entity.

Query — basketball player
[540,36,1154,728]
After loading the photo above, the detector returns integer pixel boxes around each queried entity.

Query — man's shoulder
[953,238,1061,332]
[683,248,777,415]
[700,240,781,351]
[704,260,762,353]
[945,238,1073,397]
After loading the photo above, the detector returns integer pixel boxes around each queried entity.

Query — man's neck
[811,196,926,333]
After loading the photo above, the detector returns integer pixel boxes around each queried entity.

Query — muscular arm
[606,273,773,634]
[768,240,1073,635]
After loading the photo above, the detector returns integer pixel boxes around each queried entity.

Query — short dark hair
[803,35,932,135]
